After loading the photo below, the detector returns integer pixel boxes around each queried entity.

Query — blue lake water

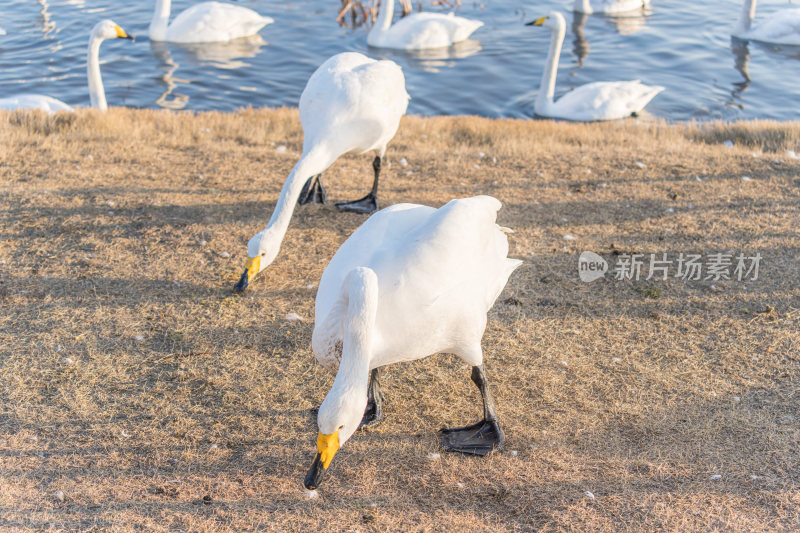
[1,0,799,120]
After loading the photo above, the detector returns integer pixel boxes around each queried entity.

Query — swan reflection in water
[571,9,650,66]
[149,35,267,109]
[728,38,800,110]
[369,39,482,73]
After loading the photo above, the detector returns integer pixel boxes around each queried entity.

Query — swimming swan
[149,0,273,43]
[527,12,663,121]
[367,0,483,50]
[0,20,133,113]
[732,0,800,46]
[233,52,409,292]
[573,0,650,16]
[303,195,522,490]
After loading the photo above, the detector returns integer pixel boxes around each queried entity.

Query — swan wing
[552,80,663,121]
[0,95,73,113]
[166,1,273,43]
[299,53,409,156]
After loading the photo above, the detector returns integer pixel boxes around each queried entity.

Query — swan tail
[312,267,379,372]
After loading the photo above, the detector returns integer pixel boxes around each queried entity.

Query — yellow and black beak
[233,256,261,292]
[526,16,548,26]
[303,430,340,490]
[115,25,135,40]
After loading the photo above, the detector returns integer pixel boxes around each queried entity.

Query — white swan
[732,0,800,46]
[0,20,133,113]
[573,0,650,16]
[233,52,409,292]
[149,0,273,43]
[367,0,483,50]
[527,12,663,121]
[303,195,522,490]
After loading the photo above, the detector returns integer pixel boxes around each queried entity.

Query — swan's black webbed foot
[439,364,503,455]
[298,174,327,205]
[359,367,385,428]
[440,418,503,456]
[336,193,378,215]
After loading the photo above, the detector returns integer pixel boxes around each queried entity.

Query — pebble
[106,200,114,207]
[635,161,646,169]
[562,235,576,241]
[285,312,303,322]
[723,140,734,148]
[786,150,799,159]
[478,152,485,158]
[54,490,65,503]
[399,157,408,167]
[275,145,287,153]
[585,491,595,500]
[510,450,518,457]
[199,240,207,246]
[560,361,568,367]
[741,176,752,182]
[62,357,74,365]
[120,430,131,438]
[427,453,441,461]
[710,474,722,480]
[666,207,674,213]
[456,482,465,489]
[134,335,144,342]
[220,251,230,258]
[303,487,319,499]
[612,357,622,363]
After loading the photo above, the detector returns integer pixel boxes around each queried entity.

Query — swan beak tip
[232,256,261,293]
[526,16,547,26]
[115,25,134,40]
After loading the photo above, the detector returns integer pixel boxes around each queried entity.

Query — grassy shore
[0,109,798,532]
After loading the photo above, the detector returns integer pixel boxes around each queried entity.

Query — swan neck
[333,269,378,392]
[376,0,394,31]
[537,22,564,113]
[737,0,756,33]
[263,150,331,246]
[87,36,106,111]
[575,0,592,13]
[320,268,378,436]
[150,0,171,41]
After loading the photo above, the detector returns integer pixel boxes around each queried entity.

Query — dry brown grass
[0,108,798,532]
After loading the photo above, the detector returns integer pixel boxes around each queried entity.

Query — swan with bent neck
[0,20,133,113]
[149,0,273,43]
[303,196,522,490]
[232,52,409,292]
[732,0,800,45]
[367,0,483,49]
[528,11,663,121]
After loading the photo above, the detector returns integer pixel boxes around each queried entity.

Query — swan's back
[549,80,663,121]
[299,52,409,157]
[738,8,800,45]
[167,2,273,43]
[313,196,521,369]
[370,12,483,49]
[0,95,73,113]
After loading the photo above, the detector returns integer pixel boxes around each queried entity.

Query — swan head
[304,383,368,490]
[525,11,566,32]
[232,228,282,292]
[92,19,135,42]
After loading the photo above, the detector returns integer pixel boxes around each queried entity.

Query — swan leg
[439,364,504,456]
[298,174,327,205]
[335,156,380,214]
[359,367,385,428]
